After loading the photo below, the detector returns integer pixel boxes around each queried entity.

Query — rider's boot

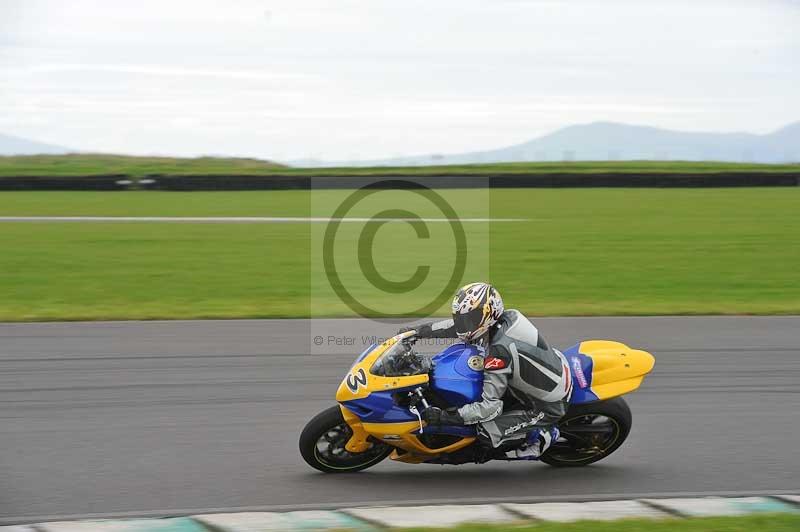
[472,441,502,464]
[430,441,494,465]
[504,426,560,460]
[451,438,507,464]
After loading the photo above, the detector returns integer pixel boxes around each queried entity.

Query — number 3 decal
[346,368,368,392]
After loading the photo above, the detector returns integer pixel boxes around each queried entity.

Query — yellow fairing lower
[340,405,372,453]
[362,421,475,456]
[340,405,475,458]
[578,340,655,400]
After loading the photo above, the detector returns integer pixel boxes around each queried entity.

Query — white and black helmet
[451,282,504,341]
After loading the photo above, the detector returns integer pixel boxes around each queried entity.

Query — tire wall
[1,172,798,191]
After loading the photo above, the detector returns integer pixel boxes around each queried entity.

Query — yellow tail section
[578,340,655,400]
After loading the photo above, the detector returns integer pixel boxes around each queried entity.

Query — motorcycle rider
[402,282,571,460]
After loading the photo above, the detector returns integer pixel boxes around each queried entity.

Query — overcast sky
[1,0,798,161]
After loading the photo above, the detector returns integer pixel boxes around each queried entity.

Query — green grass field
[1,154,799,177]
[398,514,800,532]
[0,188,798,321]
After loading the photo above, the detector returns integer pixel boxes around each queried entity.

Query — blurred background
[0,1,798,530]
[2,0,799,162]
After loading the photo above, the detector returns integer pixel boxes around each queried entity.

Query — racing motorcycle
[300,331,654,472]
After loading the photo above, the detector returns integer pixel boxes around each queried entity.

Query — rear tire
[540,397,632,467]
[299,405,392,473]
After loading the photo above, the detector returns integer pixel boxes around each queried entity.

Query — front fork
[408,387,430,433]
[339,386,429,451]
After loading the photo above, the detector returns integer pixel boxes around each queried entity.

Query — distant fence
[122,172,800,190]
[1,172,799,190]
[0,175,129,191]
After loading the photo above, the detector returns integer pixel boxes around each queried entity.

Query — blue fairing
[342,343,484,427]
[345,389,418,423]
[561,343,599,404]
[343,342,602,426]
[430,343,484,406]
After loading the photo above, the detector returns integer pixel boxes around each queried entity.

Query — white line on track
[0,216,528,223]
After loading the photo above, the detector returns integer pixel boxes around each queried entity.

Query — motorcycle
[300,331,654,472]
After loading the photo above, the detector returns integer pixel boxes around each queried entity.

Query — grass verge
[1,155,799,177]
[397,514,800,532]
[0,188,798,321]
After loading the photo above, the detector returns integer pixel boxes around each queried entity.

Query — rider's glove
[397,326,419,345]
[398,323,432,338]
[422,406,465,426]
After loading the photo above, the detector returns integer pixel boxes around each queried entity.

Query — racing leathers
[413,309,571,457]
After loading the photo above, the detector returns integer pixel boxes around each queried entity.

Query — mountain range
[292,121,800,167]
[0,133,72,155]
[2,122,798,165]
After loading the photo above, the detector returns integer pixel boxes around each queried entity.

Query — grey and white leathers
[413,309,571,447]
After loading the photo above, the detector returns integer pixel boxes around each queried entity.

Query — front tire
[540,397,632,467]
[299,406,392,473]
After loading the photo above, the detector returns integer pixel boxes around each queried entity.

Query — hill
[295,122,800,167]
[0,133,72,155]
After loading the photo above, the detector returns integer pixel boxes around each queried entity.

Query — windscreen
[370,341,431,377]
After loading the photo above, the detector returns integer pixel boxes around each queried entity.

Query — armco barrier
[145,172,800,190]
[0,175,129,191]
[5,495,799,531]
[1,172,799,191]
[146,174,311,191]
[489,172,800,188]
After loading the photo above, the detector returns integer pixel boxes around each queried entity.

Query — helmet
[451,282,504,341]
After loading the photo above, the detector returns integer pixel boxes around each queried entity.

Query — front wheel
[299,406,392,473]
[540,397,632,467]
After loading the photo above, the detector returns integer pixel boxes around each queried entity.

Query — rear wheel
[540,397,632,467]
[299,406,392,473]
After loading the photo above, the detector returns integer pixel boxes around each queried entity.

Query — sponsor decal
[504,412,546,435]
[571,356,588,388]
[484,356,506,370]
[467,355,485,371]
[346,368,368,393]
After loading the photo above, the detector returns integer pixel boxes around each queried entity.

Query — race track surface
[1,317,798,523]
